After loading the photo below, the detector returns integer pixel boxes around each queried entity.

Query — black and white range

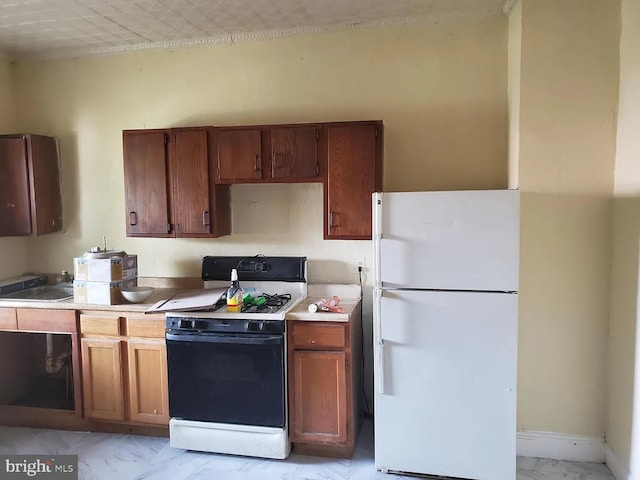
[165,256,307,459]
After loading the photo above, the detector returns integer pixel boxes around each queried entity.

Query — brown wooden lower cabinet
[291,350,348,444]
[81,337,124,421]
[287,315,362,458]
[80,312,169,428]
[127,339,168,425]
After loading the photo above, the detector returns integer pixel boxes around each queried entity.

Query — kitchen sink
[0,284,74,302]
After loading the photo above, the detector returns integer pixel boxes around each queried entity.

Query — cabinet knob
[202,211,210,226]
[254,155,261,171]
[129,212,137,226]
[153,409,158,414]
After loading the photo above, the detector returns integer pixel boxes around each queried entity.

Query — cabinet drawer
[80,315,121,335]
[17,309,77,332]
[0,308,17,330]
[291,322,346,349]
[125,316,166,338]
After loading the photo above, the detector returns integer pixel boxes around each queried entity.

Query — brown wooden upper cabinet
[123,128,231,238]
[0,134,63,236]
[271,127,319,179]
[214,125,321,183]
[324,121,383,240]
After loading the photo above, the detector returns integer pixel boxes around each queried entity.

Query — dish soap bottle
[226,268,243,313]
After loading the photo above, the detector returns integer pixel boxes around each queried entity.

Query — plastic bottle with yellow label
[226,268,244,313]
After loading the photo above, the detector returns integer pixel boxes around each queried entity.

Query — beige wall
[0,59,14,131]
[515,0,618,436]
[507,0,522,189]
[0,58,28,278]
[608,0,640,472]
[11,17,508,404]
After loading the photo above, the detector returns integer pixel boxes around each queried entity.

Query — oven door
[166,331,285,428]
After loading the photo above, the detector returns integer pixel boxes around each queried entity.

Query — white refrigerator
[372,190,519,480]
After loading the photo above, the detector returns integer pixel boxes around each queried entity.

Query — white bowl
[122,287,154,303]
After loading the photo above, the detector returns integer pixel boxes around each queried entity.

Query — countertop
[285,297,361,323]
[0,282,363,319]
[0,287,185,313]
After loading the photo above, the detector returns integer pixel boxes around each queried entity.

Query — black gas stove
[165,255,307,459]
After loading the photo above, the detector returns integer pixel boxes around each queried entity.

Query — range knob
[246,321,261,332]
[179,319,194,329]
[194,320,208,330]
[255,262,270,272]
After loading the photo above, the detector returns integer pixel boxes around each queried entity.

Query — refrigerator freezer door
[374,190,519,292]
[374,289,517,480]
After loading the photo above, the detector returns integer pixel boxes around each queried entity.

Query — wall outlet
[356,259,365,269]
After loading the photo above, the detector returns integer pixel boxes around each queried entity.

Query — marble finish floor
[0,420,615,480]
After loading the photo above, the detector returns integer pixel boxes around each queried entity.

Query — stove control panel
[175,319,209,330]
[166,317,285,335]
[201,255,306,282]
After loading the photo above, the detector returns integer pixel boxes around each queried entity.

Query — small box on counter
[73,254,138,282]
[73,280,122,305]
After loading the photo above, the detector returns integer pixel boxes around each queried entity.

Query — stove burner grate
[261,293,292,307]
[242,293,292,313]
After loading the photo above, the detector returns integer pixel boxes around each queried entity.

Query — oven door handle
[166,332,283,345]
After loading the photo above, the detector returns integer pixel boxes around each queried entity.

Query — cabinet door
[0,135,63,237]
[29,135,63,235]
[290,350,348,444]
[123,130,171,237]
[271,127,318,179]
[127,339,169,425]
[81,337,125,421]
[325,123,382,239]
[171,129,211,236]
[216,129,262,181]
[0,137,32,236]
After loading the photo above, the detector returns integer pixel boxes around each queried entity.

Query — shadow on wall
[609,195,640,472]
[517,191,610,435]
[169,103,509,195]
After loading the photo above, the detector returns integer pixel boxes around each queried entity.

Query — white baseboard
[517,430,605,463]
[605,444,635,480]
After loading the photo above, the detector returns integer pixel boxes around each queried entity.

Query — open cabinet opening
[0,331,75,411]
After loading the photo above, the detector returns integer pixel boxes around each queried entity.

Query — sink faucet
[56,270,72,284]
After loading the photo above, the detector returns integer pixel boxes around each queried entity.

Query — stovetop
[166,292,303,321]
[212,293,293,314]
[165,255,307,322]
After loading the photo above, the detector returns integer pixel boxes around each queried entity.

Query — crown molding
[17,7,505,63]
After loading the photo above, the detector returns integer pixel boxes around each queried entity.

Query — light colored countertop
[0,282,363,319]
[285,297,361,323]
[0,288,184,313]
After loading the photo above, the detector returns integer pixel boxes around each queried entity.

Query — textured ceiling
[0,0,511,61]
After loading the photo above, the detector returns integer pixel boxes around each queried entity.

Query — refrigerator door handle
[374,288,385,394]
[377,339,385,395]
